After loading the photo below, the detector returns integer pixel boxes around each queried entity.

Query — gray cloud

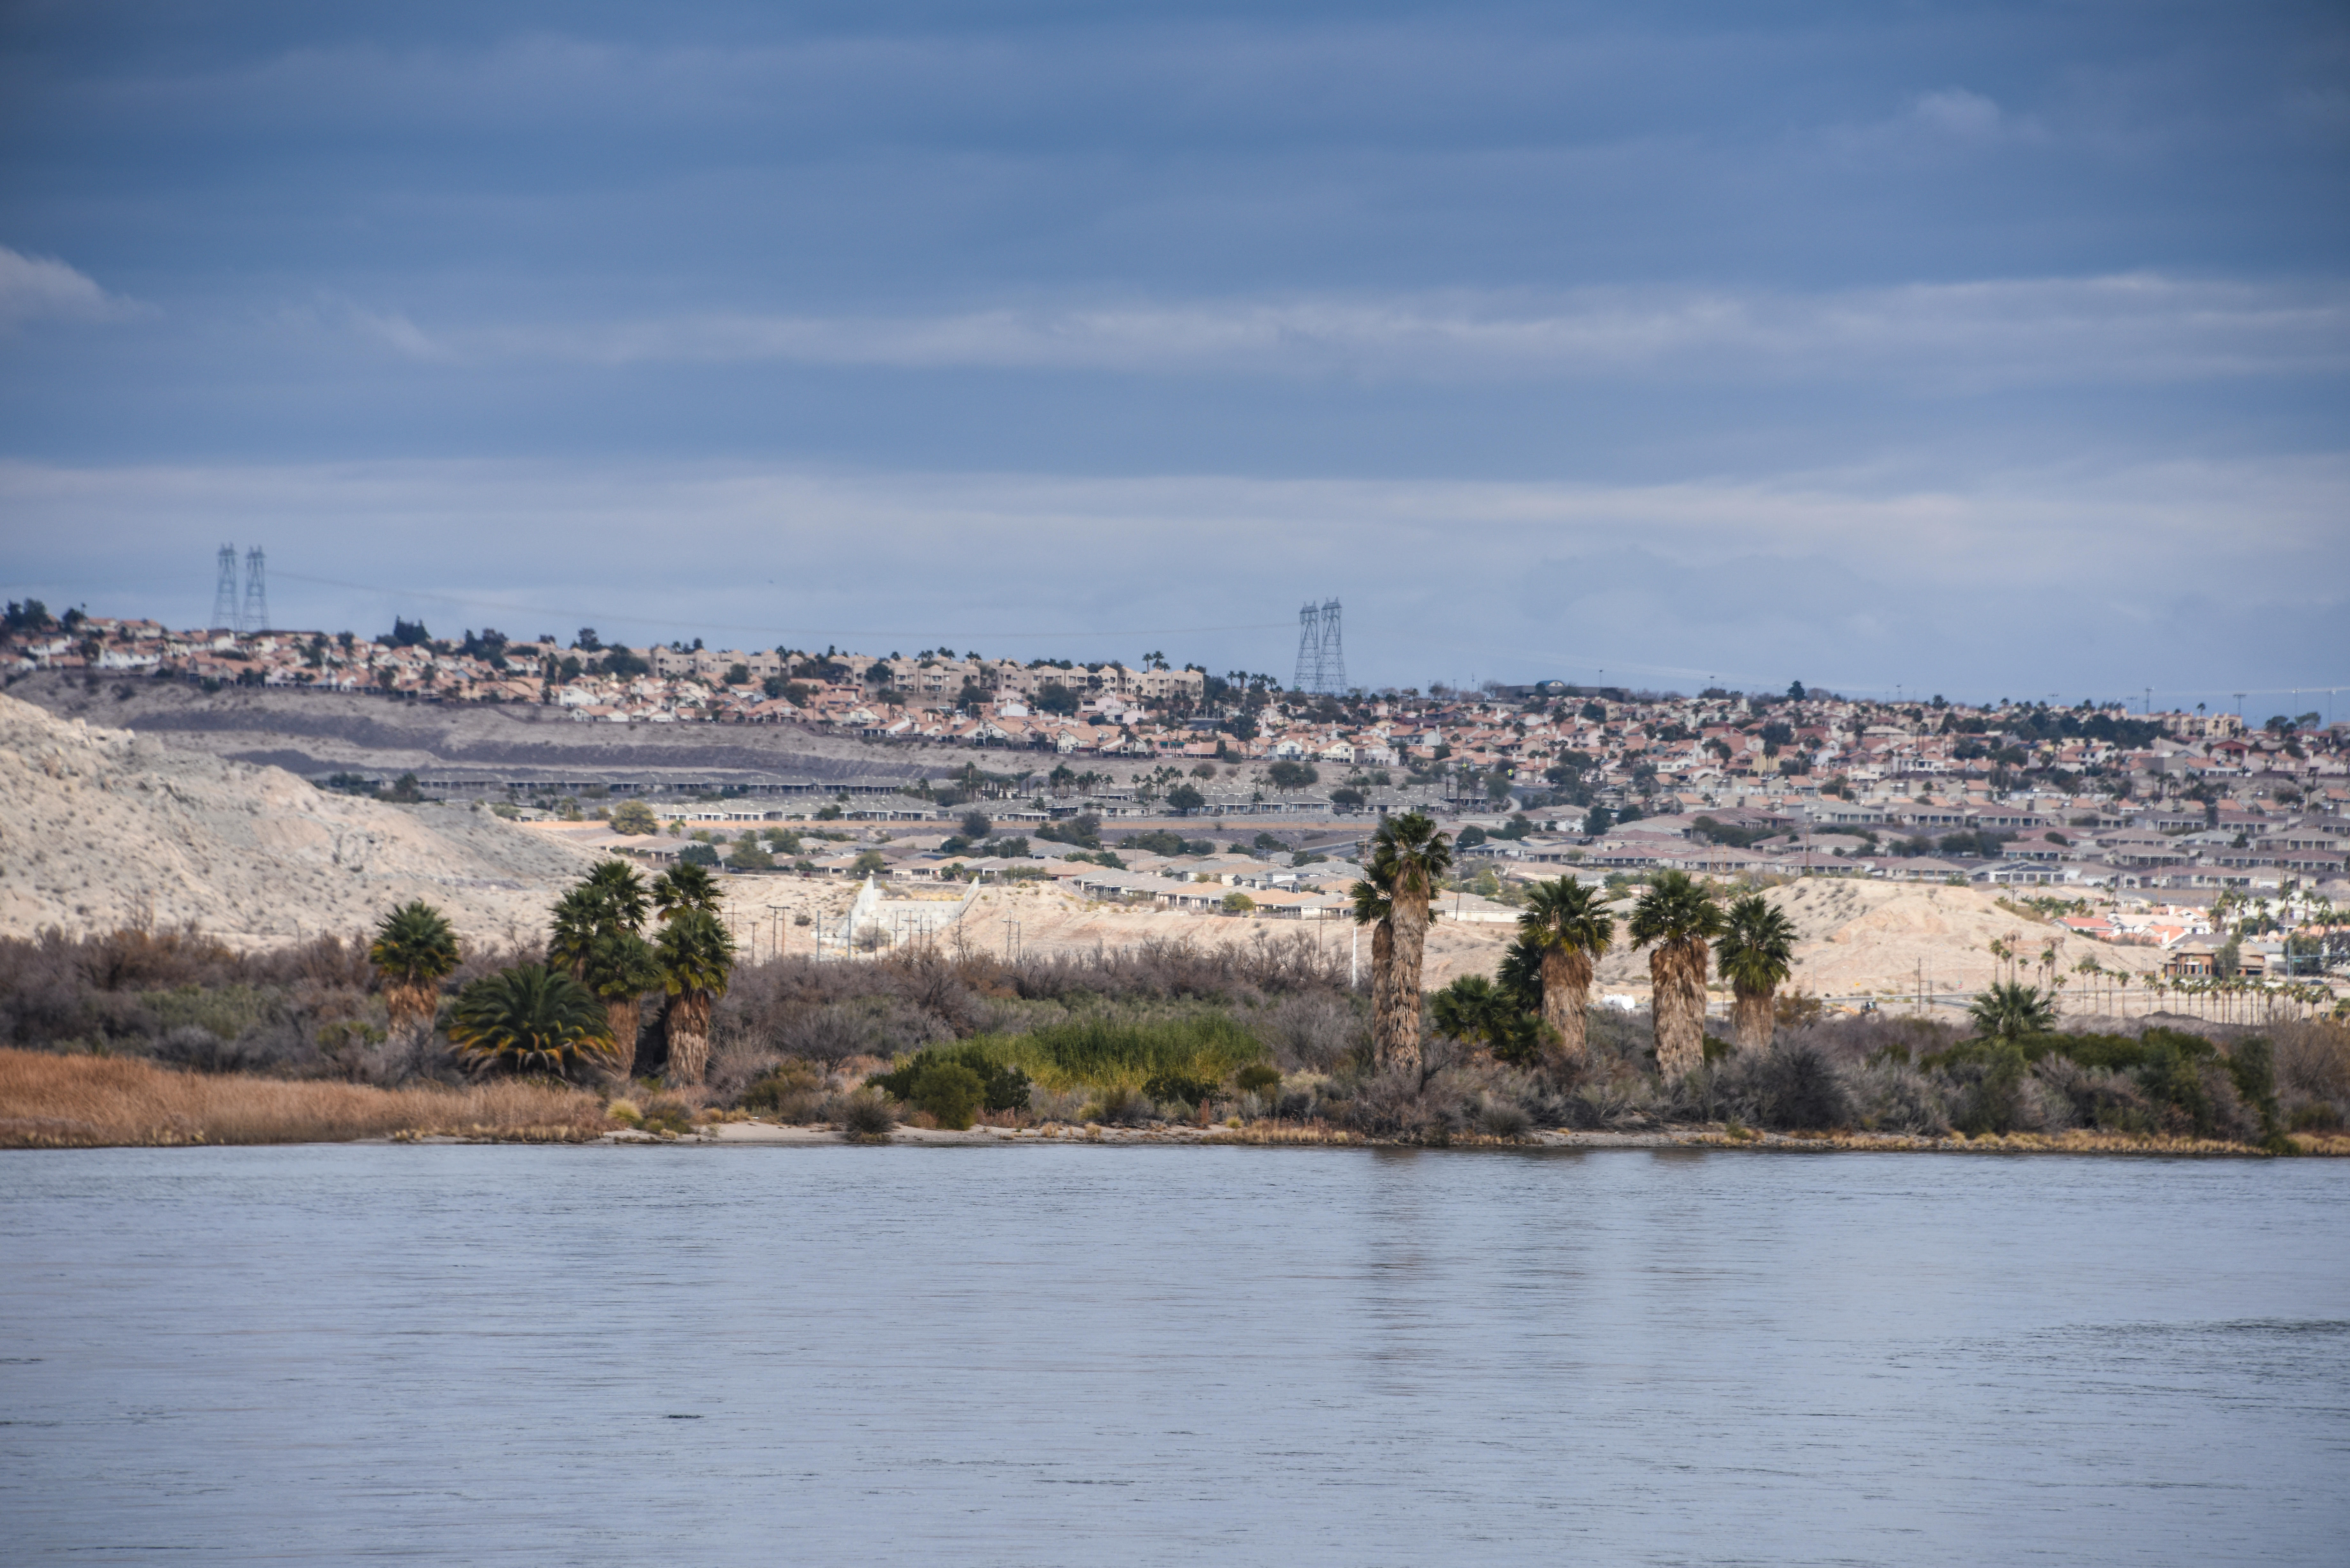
[344,275,2349,388]
[0,246,141,330]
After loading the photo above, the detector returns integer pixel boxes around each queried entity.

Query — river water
[2,1145,2344,1565]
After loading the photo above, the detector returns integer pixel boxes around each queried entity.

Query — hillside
[11,673,960,788]
[0,694,598,945]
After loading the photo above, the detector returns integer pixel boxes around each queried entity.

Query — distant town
[5,601,2345,933]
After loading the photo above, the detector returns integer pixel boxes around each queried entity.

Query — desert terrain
[2,685,2172,1013]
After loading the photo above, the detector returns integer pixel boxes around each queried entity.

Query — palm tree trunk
[1383,890,1431,1077]
[1733,982,1775,1053]
[665,992,711,1086]
[1368,918,1397,1065]
[1541,947,1591,1068]
[1651,939,1708,1079]
[605,994,641,1082]
[379,981,439,1081]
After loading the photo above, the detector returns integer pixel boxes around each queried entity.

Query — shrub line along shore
[5,1050,2343,1156]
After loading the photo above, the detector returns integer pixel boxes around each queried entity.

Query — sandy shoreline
[530,1120,2346,1157]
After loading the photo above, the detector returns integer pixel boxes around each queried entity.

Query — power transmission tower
[212,545,240,631]
[1293,601,1323,692]
[240,547,268,634]
[1317,598,1345,693]
[1292,598,1346,695]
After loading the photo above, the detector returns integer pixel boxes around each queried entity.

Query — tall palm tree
[1359,811,1452,1075]
[584,858,652,930]
[655,907,736,1086]
[368,900,460,1049]
[1348,869,1397,1069]
[550,860,658,1077]
[1517,877,1615,1068]
[1968,980,2057,1043]
[1628,871,1725,1079]
[584,930,665,1077]
[652,861,723,919]
[1716,892,1799,1053]
[448,963,615,1079]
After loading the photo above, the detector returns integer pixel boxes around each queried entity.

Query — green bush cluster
[871,1044,1034,1124]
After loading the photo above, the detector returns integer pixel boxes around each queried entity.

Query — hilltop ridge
[0,693,595,944]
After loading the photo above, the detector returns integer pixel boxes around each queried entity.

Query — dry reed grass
[0,1049,610,1148]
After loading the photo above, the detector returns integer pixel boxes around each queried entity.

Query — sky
[1,0,2346,708]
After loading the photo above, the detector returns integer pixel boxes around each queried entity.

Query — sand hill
[0,693,596,945]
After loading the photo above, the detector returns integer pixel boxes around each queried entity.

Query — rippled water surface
[3,1145,2346,1565]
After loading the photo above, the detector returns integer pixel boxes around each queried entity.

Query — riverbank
[8,1050,2345,1156]
[626,1117,2350,1156]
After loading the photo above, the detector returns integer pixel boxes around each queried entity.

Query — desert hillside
[0,693,596,945]
[747,869,2168,1008]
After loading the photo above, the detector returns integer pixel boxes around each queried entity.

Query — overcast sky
[2,1,2345,708]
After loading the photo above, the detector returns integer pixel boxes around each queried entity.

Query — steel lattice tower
[1292,598,1346,694]
[1316,598,1346,693]
[212,545,240,630]
[240,547,268,634]
[1292,601,1323,692]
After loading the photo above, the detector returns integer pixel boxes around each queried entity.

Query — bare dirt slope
[0,693,599,945]
[813,875,2166,1005]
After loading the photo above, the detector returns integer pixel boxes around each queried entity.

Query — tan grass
[0,1049,610,1148]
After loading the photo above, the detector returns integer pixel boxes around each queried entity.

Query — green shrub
[1235,1062,1283,1098]
[870,1045,1032,1113]
[911,1062,984,1129]
[1144,1070,1218,1106]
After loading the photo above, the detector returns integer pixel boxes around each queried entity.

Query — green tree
[1716,892,1799,1053]
[1628,871,1725,1079]
[1220,890,1255,915]
[654,908,736,1086]
[610,800,658,835]
[547,860,659,1077]
[652,861,723,917]
[1968,980,2057,1043]
[1265,759,1319,791]
[1517,877,1615,1068]
[1358,811,1452,1076]
[1167,782,1206,813]
[448,963,615,1079]
[727,835,775,871]
[1429,974,1542,1066]
[368,901,460,1050]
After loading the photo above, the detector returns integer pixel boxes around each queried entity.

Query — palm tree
[368,900,460,1049]
[584,857,651,929]
[1968,980,2057,1042]
[1716,892,1798,1053]
[652,861,722,919]
[1360,811,1452,1075]
[655,907,736,1086]
[1628,871,1725,1079]
[1348,870,1397,1068]
[1429,974,1541,1066]
[1516,877,1615,1068]
[550,860,658,1077]
[584,930,665,1077]
[448,963,615,1079]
